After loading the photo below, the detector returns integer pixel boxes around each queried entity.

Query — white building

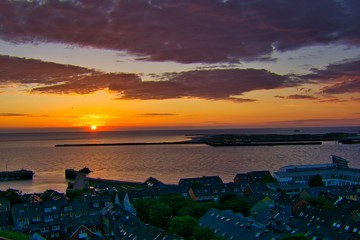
[273,155,360,186]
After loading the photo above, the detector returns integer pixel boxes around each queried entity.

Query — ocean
[0,126,359,193]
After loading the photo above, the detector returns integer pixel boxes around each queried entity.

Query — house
[102,203,180,240]
[143,177,167,189]
[250,197,294,234]
[234,171,274,184]
[11,195,112,239]
[0,197,10,211]
[67,224,102,240]
[178,176,223,188]
[0,211,12,231]
[241,183,271,196]
[274,195,308,216]
[274,155,360,186]
[300,185,360,201]
[126,185,189,202]
[293,203,360,240]
[199,208,280,240]
[268,182,308,195]
[188,183,241,201]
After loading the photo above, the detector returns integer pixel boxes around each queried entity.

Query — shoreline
[54,132,358,147]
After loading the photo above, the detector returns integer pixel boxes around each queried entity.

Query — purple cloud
[1,55,291,101]
[275,95,317,100]
[322,79,360,94]
[110,69,290,101]
[0,113,50,117]
[1,0,359,63]
[300,59,360,94]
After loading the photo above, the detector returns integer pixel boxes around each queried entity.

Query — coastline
[54,132,357,147]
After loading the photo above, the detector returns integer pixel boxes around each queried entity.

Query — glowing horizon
[0,0,359,131]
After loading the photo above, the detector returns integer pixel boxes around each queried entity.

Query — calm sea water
[0,127,359,193]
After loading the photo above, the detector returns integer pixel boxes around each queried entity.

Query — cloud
[112,68,290,101]
[0,55,141,94]
[0,113,50,117]
[322,78,360,94]
[299,58,360,94]
[139,113,178,117]
[0,55,92,85]
[1,0,359,64]
[270,118,360,124]
[275,94,317,100]
[1,55,292,102]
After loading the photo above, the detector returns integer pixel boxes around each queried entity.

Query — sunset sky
[0,0,359,132]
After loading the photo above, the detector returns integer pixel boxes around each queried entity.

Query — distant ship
[0,169,34,181]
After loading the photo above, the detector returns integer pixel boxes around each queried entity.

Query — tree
[159,194,193,215]
[177,201,218,219]
[169,216,198,239]
[218,193,250,216]
[0,231,30,240]
[133,198,157,223]
[305,196,332,208]
[148,202,172,229]
[308,174,325,187]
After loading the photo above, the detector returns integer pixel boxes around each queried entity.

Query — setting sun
[91,125,97,130]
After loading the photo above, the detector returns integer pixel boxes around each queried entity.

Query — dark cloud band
[1,0,359,64]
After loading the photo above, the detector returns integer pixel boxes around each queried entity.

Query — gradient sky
[0,0,359,131]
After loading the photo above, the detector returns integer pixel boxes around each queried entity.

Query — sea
[0,126,359,193]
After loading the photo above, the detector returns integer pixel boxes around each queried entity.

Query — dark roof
[128,185,189,201]
[143,177,166,188]
[190,183,242,200]
[234,171,274,184]
[199,208,280,240]
[179,176,223,187]
[293,203,360,240]
[102,204,180,240]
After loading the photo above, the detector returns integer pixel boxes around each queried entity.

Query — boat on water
[0,169,34,181]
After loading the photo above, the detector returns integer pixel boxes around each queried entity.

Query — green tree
[160,194,193,215]
[305,196,332,208]
[0,230,30,240]
[148,202,172,229]
[169,216,198,239]
[133,198,157,223]
[218,193,250,216]
[178,201,218,219]
[308,174,325,187]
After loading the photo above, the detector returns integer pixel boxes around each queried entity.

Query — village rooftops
[178,175,223,188]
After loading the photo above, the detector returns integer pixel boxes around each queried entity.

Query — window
[40,227,49,233]
[64,206,72,211]
[52,225,60,231]
[32,216,41,223]
[44,207,51,213]
[44,215,53,223]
